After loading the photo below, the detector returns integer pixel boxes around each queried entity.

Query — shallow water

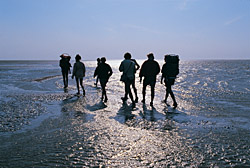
[0,60,249,167]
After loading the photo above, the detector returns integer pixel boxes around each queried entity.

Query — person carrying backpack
[59,54,71,88]
[119,52,136,108]
[161,54,179,109]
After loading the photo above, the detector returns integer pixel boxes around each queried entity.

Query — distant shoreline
[0,59,250,62]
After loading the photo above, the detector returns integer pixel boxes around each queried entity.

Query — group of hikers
[59,52,179,109]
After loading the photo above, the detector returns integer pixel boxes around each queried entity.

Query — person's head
[124,52,131,60]
[75,54,81,61]
[147,53,154,60]
[97,58,101,62]
[60,54,64,58]
[101,57,106,63]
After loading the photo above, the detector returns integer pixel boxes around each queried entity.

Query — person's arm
[108,65,113,77]
[134,60,140,71]
[83,63,86,77]
[94,67,98,78]
[119,61,124,72]
[72,64,76,79]
[156,62,161,75]
[59,60,62,68]
[161,64,165,84]
[139,62,145,83]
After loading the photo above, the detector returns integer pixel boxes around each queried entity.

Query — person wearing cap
[72,54,86,95]
[139,53,160,106]
[94,57,113,102]
[59,54,71,88]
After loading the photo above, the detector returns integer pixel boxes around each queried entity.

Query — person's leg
[62,72,66,88]
[169,85,177,108]
[103,83,108,102]
[132,80,138,103]
[100,79,107,102]
[75,78,80,94]
[95,76,99,86]
[150,82,156,106]
[122,82,129,101]
[122,88,128,101]
[65,71,69,87]
[165,86,169,103]
[142,82,146,104]
[126,81,135,107]
[79,78,85,96]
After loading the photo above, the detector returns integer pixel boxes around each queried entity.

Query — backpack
[164,54,179,77]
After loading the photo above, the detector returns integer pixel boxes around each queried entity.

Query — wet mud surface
[0,60,250,167]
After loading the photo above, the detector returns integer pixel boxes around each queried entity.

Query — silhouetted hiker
[139,53,160,106]
[94,58,101,87]
[59,54,71,88]
[94,57,113,102]
[121,58,140,103]
[119,52,136,108]
[161,54,179,109]
[72,54,86,95]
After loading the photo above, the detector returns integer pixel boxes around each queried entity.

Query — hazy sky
[0,0,249,60]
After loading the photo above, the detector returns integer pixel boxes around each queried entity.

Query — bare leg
[95,77,99,86]
[142,83,146,103]
[132,80,138,102]
[150,84,155,106]
[75,78,80,94]
[65,71,68,88]
[79,78,85,96]
[166,84,177,108]
[62,73,66,88]
[100,79,108,102]
[125,81,135,107]
[122,85,128,101]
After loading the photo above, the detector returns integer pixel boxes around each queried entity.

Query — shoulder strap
[124,62,132,74]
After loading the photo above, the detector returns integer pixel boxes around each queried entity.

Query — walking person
[94,58,101,87]
[59,54,71,88]
[161,54,179,109]
[139,53,160,106]
[94,57,113,102]
[119,52,136,108]
[121,57,140,103]
[72,54,86,95]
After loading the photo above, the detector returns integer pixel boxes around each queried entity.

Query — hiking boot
[150,102,153,106]
[173,102,178,109]
[121,97,128,102]
[135,97,138,103]
[132,102,136,108]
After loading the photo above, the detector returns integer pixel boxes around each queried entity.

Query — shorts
[143,77,156,87]
[165,77,175,86]
[100,78,108,87]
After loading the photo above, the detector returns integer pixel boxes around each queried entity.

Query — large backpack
[164,54,179,77]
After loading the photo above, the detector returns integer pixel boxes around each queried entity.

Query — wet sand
[0,60,250,167]
[0,87,249,167]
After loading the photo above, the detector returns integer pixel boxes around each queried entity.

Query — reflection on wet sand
[1,60,250,167]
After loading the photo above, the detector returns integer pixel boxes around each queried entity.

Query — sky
[0,0,249,60]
